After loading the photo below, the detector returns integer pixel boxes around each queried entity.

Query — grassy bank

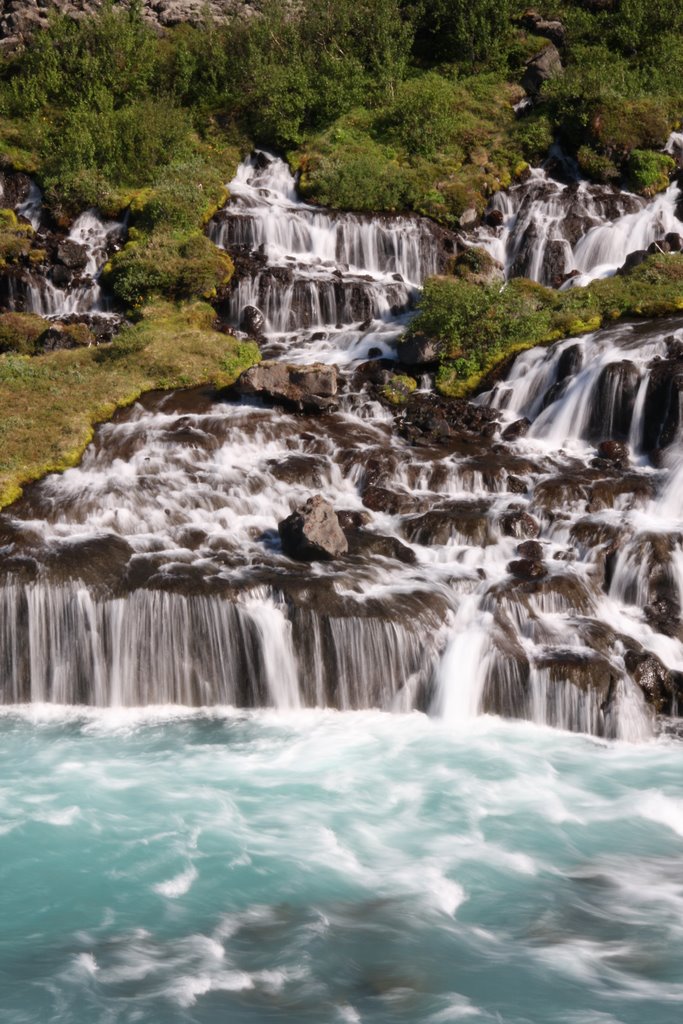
[401,254,683,398]
[0,302,259,508]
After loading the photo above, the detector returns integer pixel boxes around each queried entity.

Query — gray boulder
[278,495,348,561]
[235,361,338,412]
[522,44,563,95]
[57,239,88,270]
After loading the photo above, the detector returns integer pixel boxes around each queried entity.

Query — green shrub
[577,145,620,183]
[104,231,233,308]
[0,313,46,354]
[626,150,675,196]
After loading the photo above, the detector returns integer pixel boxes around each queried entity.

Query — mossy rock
[381,374,417,405]
[626,150,675,197]
[0,313,48,355]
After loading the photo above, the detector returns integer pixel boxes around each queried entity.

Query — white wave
[154,865,198,898]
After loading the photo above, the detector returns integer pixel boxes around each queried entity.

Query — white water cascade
[209,152,445,362]
[0,151,682,740]
[477,141,683,288]
[24,207,125,318]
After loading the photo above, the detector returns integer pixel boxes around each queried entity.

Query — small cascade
[209,152,448,362]
[477,141,683,288]
[20,207,125,318]
[0,176,125,321]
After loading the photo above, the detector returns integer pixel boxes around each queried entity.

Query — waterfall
[2,150,683,740]
[209,152,443,362]
[476,137,683,287]
[2,182,125,319]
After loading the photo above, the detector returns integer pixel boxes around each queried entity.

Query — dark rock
[522,44,563,96]
[345,528,417,565]
[624,649,681,714]
[57,239,88,270]
[597,439,629,464]
[396,333,440,368]
[502,418,530,441]
[517,540,543,560]
[499,508,541,539]
[240,304,266,338]
[234,361,338,412]
[665,232,682,252]
[507,474,528,494]
[51,265,72,288]
[403,501,492,547]
[508,558,547,580]
[557,344,583,381]
[278,495,348,561]
[587,361,640,441]
[485,208,504,228]
[337,509,372,531]
[518,10,567,48]
[617,249,648,275]
[543,238,571,288]
[362,485,418,516]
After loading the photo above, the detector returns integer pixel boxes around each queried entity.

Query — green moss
[626,150,676,196]
[0,313,47,355]
[408,255,683,398]
[576,146,620,184]
[103,231,234,309]
[0,301,260,508]
[381,374,418,405]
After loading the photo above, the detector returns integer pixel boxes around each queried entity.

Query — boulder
[502,417,530,441]
[57,239,88,270]
[239,304,266,338]
[278,495,348,561]
[522,44,563,96]
[617,249,648,275]
[518,10,567,48]
[396,333,440,367]
[234,361,338,412]
[597,439,629,465]
[508,558,547,580]
[499,508,540,539]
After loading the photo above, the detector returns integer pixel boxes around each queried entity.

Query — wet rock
[344,528,417,565]
[644,598,682,640]
[278,495,348,561]
[499,508,540,539]
[597,439,629,464]
[398,392,499,446]
[642,355,683,453]
[587,361,639,440]
[522,44,563,96]
[396,333,440,367]
[507,558,547,580]
[665,231,682,251]
[502,418,530,441]
[57,239,88,270]
[624,649,681,714]
[543,238,571,287]
[517,540,543,560]
[617,249,648,274]
[507,474,528,494]
[234,361,338,412]
[403,501,492,547]
[361,485,419,516]
[240,304,266,338]
[485,208,504,228]
[45,533,134,588]
[556,344,583,381]
[337,509,372,531]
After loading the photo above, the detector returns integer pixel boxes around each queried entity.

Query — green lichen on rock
[626,150,676,196]
[381,374,418,405]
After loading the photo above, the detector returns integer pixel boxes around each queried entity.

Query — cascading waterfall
[209,152,443,362]
[1,178,125,319]
[1,150,683,741]
[477,137,683,287]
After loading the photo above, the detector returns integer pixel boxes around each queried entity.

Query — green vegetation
[381,373,418,405]
[0,0,679,230]
[0,302,260,507]
[405,255,683,397]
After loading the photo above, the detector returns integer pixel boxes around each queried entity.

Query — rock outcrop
[278,495,348,561]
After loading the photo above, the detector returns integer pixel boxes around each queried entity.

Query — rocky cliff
[0,0,261,51]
